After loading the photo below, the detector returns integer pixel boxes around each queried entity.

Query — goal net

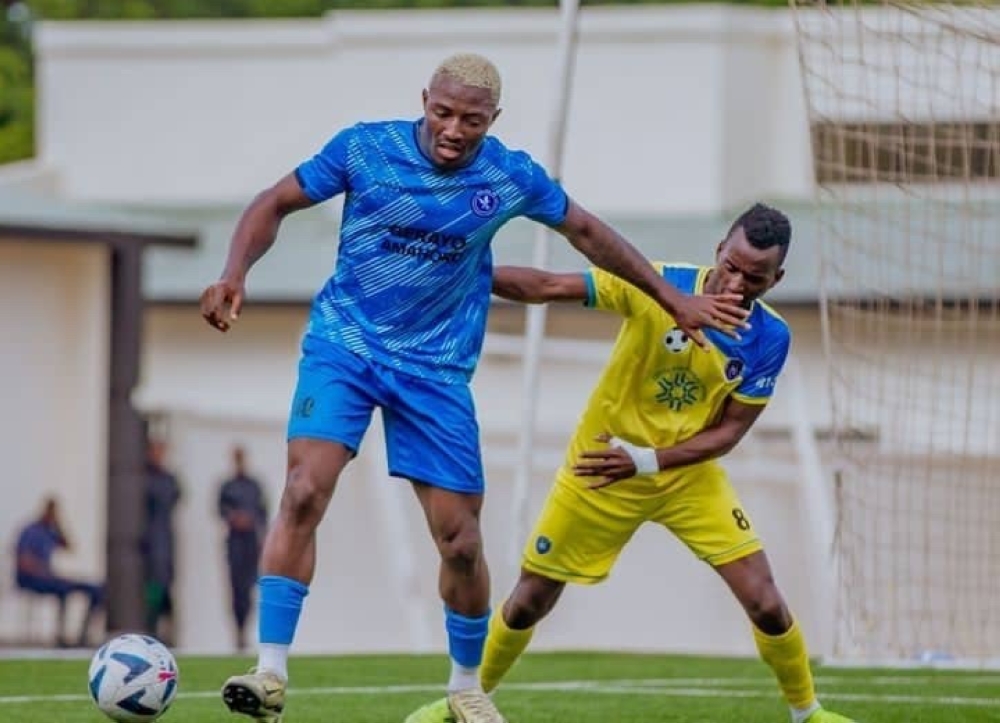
[791,0,1000,662]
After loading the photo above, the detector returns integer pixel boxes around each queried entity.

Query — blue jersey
[16,521,63,573]
[295,119,568,383]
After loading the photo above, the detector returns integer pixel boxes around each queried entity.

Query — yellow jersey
[564,263,791,473]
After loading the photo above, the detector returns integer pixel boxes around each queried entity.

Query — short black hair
[727,202,791,264]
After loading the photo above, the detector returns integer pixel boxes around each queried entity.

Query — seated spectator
[15,497,104,647]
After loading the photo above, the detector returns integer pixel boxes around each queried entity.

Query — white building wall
[0,242,109,641]
[33,6,814,213]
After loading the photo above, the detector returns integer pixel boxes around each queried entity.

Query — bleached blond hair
[431,53,502,106]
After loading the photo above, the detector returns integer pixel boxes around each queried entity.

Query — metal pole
[785,354,837,658]
[510,0,581,567]
[106,244,147,633]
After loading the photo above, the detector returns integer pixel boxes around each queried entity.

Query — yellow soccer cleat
[403,696,455,723]
[446,688,507,723]
[221,668,286,722]
[803,709,857,723]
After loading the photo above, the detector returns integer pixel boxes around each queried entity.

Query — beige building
[0,191,195,641]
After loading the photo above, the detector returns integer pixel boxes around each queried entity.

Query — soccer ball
[663,327,690,353]
[88,634,179,722]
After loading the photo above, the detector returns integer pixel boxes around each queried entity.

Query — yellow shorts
[522,461,761,584]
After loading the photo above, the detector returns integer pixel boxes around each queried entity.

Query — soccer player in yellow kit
[405,203,856,723]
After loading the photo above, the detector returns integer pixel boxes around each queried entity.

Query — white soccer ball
[88,634,179,722]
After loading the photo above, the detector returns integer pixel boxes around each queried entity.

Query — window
[812,121,1000,183]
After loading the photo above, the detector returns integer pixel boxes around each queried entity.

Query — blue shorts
[287,336,485,494]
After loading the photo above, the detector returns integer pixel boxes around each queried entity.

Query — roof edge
[0,223,197,248]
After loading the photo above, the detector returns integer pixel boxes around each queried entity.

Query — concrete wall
[0,242,109,642]
[33,6,814,214]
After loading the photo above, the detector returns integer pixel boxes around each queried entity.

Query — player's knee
[504,595,546,629]
[504,577,562,628]
[435,520,483,574]
[280,464,334,527]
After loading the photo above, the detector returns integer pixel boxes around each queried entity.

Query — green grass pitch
[1,651,997,722]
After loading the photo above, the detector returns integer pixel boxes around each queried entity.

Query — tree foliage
[0,14,32,164]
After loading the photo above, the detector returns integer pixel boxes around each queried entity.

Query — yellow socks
[479,608,535,694]
[753,620,816,710]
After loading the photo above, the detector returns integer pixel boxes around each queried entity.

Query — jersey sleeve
[520,159,569,226]
[583,266,650,317]
[294,126,354,203]
[733,322,791,404]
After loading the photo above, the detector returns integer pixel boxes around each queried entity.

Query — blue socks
[444,606,490,667]
[258,575,309,645]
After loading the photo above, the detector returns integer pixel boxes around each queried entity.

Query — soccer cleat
[803,709,857,723]
[221,668,286,722]
[446,688,506,723]
[403,696,455,723]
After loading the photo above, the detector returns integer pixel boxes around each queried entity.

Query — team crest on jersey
[655,368,706,412]
[724,358,744,381]
[470,188,500,218]
[663,327,690,353]
[535,536,552,555]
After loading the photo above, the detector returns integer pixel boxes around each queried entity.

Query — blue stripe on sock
[258,575,309,645]
[444,606,490,668]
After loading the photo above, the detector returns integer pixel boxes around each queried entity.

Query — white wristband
[609,436,659,475]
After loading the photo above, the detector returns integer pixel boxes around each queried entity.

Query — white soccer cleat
[221,668,286,722]
[446,688,506,723]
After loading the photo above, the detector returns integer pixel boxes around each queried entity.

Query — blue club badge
[471,188,500,218]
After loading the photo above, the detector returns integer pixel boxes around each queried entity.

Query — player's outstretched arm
[554,200,748,347]
[492,266,587,304]
[201,173,316,332]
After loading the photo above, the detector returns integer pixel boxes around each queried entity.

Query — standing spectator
[142,438,181,645]
[218,445,269,652]
[14,497,104,647]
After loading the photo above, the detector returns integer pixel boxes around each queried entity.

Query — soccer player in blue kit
[199,53,748,723]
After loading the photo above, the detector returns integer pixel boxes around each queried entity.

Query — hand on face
[705,227,785,309]
[684,226,784,348]
[671,293,750,350]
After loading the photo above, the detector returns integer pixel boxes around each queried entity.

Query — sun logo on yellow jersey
[654,368,705,411]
